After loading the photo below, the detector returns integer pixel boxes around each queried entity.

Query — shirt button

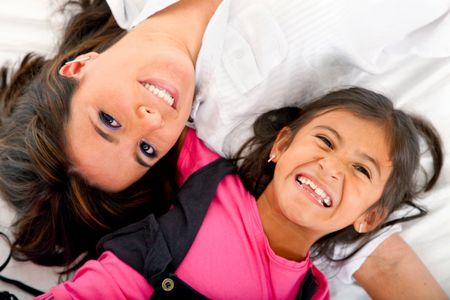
[161,278,175,292]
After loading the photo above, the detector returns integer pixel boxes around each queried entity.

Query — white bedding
[0,1,449,299]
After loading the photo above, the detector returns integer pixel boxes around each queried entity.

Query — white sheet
[0,1,449,299]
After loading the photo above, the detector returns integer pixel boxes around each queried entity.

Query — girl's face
[62,30,195,192]
[264,109,393,236]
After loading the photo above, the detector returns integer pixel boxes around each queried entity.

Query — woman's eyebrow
[91,121,119,144]
[135,154,152,168]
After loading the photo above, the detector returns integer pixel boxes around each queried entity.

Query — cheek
[167,60,195,87]
[271,171,300,212]
[344,182,383,214]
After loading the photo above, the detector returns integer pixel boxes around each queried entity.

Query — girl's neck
[257,188,318,262]
[134,0,221,64]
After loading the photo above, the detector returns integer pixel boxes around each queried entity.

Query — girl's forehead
[304,109,392,150]
[309,108,374,125]
[307,109,390,135]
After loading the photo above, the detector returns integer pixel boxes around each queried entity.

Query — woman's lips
[139,79,179,110]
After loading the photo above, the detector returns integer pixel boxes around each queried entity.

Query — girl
[35,88,444,299]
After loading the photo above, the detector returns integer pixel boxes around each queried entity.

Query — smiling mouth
[140,82,175,108]
[296,175,332,208]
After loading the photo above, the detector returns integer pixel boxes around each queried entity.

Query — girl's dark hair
[0,0,179,271]
[236,87,443,261]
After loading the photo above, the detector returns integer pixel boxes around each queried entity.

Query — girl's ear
[58,52,99,78]
[270,127,292,163]
[353,207,388,233]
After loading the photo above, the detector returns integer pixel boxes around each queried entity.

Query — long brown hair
[236,87,443,261]
[0,0,179,271]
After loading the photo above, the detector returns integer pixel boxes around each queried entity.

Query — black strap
[0,232,44,297]
[157,158,235,270]
[295,268,317,300]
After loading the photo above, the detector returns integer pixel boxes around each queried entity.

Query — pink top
[36,129,329,300]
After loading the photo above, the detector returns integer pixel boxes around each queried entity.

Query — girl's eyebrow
[357,151,381,176]
[314,125,342,143]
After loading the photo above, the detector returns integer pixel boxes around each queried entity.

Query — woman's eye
[99,111,121,128]
[317,135,333,149]
[354,164,371,179]
[140,141,157,158]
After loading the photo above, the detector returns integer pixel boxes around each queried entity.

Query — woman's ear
[58,52,99,78]
[353,206,388,233]
[270,127,292,163]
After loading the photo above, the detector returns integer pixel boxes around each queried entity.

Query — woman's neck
[257,187,319,262]
[134,0,221,64]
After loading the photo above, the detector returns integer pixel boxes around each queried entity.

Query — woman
[0,0,220,269]
[0,0,447,298]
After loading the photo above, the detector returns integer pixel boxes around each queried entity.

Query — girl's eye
[317,135,333,149]
[99,111,121,128]
[354,164,371,179]
[140,141,157,158]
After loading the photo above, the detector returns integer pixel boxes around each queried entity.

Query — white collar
[106,0,180,29]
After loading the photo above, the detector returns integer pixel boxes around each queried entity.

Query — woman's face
[62,31,195,192]
[264,109,393,236]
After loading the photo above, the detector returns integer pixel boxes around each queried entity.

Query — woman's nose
[136,105,164,131]
[318,156,344,181]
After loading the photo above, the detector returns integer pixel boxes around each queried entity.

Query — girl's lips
[296,181,329,208]
[139,78,179,110]
[295,173,334,208]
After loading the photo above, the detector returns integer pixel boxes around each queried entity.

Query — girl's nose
[318,156,344,181]
[137,105,164,131]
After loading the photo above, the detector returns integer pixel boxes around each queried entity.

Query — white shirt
[108,0,450,155]
[106,0,450,286]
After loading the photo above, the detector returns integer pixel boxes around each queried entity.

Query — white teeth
[296,175,332,207]
[163,94,172,102]
[142,82,174,107]
[315,187,326,198]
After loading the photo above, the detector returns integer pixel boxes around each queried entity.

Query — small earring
[267,154,276,163]
[64,56,90,65]
[358,223,365,233]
